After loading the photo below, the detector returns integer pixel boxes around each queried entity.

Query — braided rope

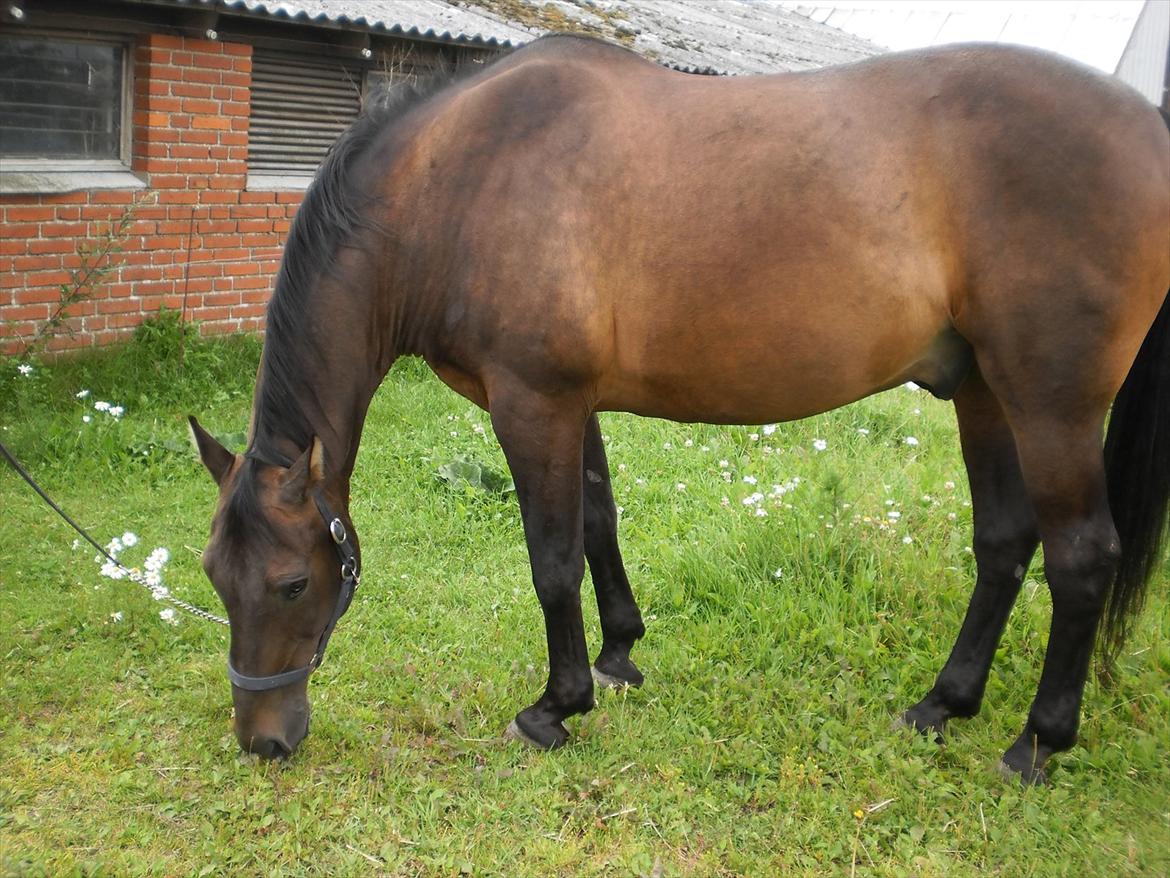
[1,439,229,627]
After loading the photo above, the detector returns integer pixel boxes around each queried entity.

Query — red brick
[14,255,61,271]
[171,82,214,98]
[25,269,71,286]
[147,34,185,50]
[96,297,141,315]
[6,206,55,221]
[41,222,88,238]
[4,304,51,321]
[180,130,219,145]
[145,96,182,113]
[184,69,221,85]
[159,190,199,204]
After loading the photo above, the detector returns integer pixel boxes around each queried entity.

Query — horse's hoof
[504,717,569,750]
[591,665,638,690]
[896,709,945,744]
[591,656,644,689]
[996,757,1049,787]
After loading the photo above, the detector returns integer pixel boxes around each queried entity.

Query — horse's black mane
[228,59,485,537]
[248,55,500,465]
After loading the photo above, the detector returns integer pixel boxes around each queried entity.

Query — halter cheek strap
[226,491,360,692]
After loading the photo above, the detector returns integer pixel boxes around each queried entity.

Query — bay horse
[190,35,1169,783]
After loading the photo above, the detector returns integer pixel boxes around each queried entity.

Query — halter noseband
[226,490,360,692]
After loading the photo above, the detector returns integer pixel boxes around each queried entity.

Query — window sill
[246,173,314,192]
[0,168,146,194]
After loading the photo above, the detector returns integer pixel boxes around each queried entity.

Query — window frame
[0,28,141,193]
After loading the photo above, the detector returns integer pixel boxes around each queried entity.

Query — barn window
[0,34,128,160]
[246,49,365,189]
[247,46,466,190]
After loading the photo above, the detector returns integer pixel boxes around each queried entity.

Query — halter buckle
[329,518,347,545]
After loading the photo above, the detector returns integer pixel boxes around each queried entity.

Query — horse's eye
[285,579,308,600]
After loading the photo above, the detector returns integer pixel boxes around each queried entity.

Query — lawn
[1,319,1167,877]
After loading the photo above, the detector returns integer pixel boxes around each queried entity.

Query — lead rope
[0,438,229,627]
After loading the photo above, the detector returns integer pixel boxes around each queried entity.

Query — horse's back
[399,38,1169,422]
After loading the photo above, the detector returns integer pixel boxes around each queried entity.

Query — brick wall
[1,33,304,356]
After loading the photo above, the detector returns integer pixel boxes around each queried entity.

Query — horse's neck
[251,303,389,484]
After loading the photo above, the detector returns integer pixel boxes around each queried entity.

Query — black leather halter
[226,491,360,692]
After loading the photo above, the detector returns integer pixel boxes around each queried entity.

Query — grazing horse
[190,35,1169,782]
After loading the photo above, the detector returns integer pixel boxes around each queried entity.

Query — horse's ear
[281,436,325,502]
[188,416,235,485]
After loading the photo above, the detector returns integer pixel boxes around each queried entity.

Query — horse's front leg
[491,389,594,748]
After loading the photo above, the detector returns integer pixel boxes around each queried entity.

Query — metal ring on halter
[330,518,347,544]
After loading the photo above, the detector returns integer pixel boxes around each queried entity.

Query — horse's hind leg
[582,414,646,688]
[903,367,1039,735]
[491,389,595,749]
[996,418,1119,784]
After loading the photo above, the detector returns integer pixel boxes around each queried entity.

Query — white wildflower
[902,535,913,544]
[812,439,827,452]
[106,537,123,556]
[947,512,957,521]
[754,507,768,517]
[110,611,123,622]
[617,463,626,471]
[100,561,125,580]
[700,445,710,452]
[748,433,759,441]
[76,389,90,398]
[743,475,757,485]
[718,460,729,469]
[912,408,921,415]
[108,406,124,419]
[121,531,138,547]
[71,539,81,551]
[159,608,178,626]
[888,511,902,520]
[721,471,732,482]
[720,496,730,507]
[635,478,646,487]
[885,499,895,506]
[904,436,919,447]
[676,482,687,492]
[684,439,693,448]
[772,567,783,579]
[857,428,870,436]
[762,424,777,436]
[82,415,91,424]
[17,363,32,376]
[93,401,110,412]
[944,481,956,490]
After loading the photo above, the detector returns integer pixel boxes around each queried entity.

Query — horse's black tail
[1101,282,1170,665]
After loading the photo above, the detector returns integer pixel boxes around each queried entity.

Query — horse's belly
[597,304,964,424]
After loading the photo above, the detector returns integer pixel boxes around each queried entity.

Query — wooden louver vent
[248,50,363,176]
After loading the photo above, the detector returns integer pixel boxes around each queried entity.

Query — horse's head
[188,417,359,759]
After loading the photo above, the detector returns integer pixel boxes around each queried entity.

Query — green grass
[1,323,1167,877]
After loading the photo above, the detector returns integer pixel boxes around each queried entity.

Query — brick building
[0,0,518,355]
[0,0,879,356]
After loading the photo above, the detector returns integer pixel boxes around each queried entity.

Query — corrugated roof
[151,1,884,73]
[149,0,529,49]
[462,0,884,73]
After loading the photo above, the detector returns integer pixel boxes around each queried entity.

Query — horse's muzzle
[235,699,310,759]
